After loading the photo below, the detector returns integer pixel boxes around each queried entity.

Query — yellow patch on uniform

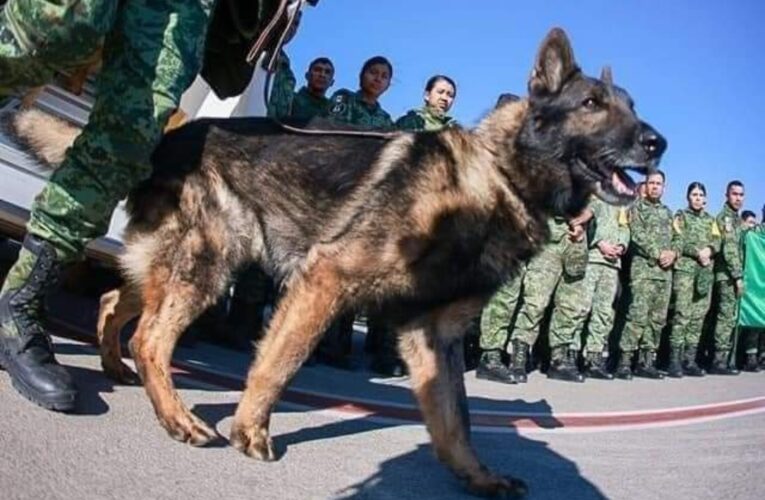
[711,221,721,237]
[672,215,684,234]
[723,217,733,233]
[618,208,629,227]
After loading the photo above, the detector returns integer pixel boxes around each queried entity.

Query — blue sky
[288,0,763,215]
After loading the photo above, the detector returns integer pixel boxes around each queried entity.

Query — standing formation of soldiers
[477,175,764,384]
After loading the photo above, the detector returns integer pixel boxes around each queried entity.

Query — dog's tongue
[612,171,635,196]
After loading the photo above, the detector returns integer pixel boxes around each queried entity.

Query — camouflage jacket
[395,106,456,132]
[588,197,630,269]
[290,86,330,120]
[671,208,721,274]
[326,89,394,130]
[628,198,676,281]
[714,203,744,282]
[266,52,296,119]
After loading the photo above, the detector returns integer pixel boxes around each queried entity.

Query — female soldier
[327,55,394,129]
[395,74,457,131]
[668,182,721,377]
[317,56,395,370]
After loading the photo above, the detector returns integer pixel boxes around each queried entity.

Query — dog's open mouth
[575,158,650,205]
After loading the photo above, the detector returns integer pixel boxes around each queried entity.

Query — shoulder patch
[618,208,629,227]
[672,214,684,234]
[711,220,721,238]
[723,216,733,233]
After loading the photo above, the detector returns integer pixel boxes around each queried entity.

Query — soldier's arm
[708,218,722,255]
[671,212,697,258]
[720,217,744,279]
[266,54,296,119]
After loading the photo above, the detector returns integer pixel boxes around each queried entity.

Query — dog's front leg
[398,306,528,498]
[230,258,347,461]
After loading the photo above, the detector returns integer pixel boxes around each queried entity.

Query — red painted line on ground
[51,318,765,431]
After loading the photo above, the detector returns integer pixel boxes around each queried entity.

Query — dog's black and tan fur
[11,29,665,497]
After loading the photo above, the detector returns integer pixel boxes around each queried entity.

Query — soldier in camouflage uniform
[476,265,526,384]
[290,57,334,120]
[710,181,746,375]
[395,75,457,132]
[569,197,630,380]
[738,210,762,372]
[266,51,297,118]
[617,171,677,380]
[0,0,288,411]
[322,55,394,372]
[510,215,589,383]
[327,55,394,130]
[667,182,720,377]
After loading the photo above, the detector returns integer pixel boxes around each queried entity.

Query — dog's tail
[3,108,81,169]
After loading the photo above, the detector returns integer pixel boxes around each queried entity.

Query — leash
[247,0,399,139]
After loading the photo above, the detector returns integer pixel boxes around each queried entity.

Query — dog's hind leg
[97,284,142,384]
[230,257,347,461]
[129,263,227,446]
[397,301,528,498]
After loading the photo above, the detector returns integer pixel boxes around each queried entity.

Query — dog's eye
[582,97,600,110]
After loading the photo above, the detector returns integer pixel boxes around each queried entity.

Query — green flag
[739,230,765,327]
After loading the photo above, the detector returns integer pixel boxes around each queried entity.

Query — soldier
[710,180,746,375]
[290,57,334,120]
[617,170,677,380]
[395,75,457,131]
[323,55,395,372]
[265,9,302,119]
[570,197,630,380]
[0,0,299,411]
[667,182,720,377]
[509,215,589,383]
[476,266,526,384]
[327,55,394,129]
[739,209,761,372]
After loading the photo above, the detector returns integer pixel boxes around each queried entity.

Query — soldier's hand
[568,224,585,242]
[569,208,594,227]
[658,250,675,268]
[735,279,745,298]
[698,247,713,264]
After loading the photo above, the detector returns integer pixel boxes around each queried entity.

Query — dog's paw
[230,424,276,461]
[102,360,141,385]
[161,409,218,447]
[466,473,528,498]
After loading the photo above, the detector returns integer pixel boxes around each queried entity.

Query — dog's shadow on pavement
[193,392,605,500]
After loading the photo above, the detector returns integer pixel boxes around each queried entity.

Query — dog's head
[517,28,666,212]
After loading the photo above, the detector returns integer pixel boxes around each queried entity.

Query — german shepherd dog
[11,29,665,497]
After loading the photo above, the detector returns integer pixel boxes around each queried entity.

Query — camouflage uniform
[619,198,676,354]
[266,51,296,119]
[572,198,630,355]
[1,0,214,286]
[290,86,330,120]
[511,217,589,350]
[712,203,745,358]
[327,88,393,129]
[395,106,455,132]
[669,208,720,350]
[479,265,526,352]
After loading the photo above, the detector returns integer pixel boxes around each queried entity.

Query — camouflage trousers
[511,241,588,349]
[712,279,739,352]
[669,271,712,350]
[479,266,526,352]
[571,263,620,354]
[0,0,213,294]
[619,278,671,352]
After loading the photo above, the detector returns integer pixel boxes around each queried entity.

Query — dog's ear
[600,66,613,86]
[529,28,580,97]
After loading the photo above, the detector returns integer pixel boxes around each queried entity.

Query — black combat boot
[666,346,684,378]
[709,350,739,376]
[615,351,634,380]
[510,339,529,383]
[743,353,761,373]
[634,350,664,379]
[0,235,77,411]
[682,346,705,377]
[476,350,517,384]
[547,346,585,383]
[584,351,613,380]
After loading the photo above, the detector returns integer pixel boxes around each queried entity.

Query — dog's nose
[639,124,667,159]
